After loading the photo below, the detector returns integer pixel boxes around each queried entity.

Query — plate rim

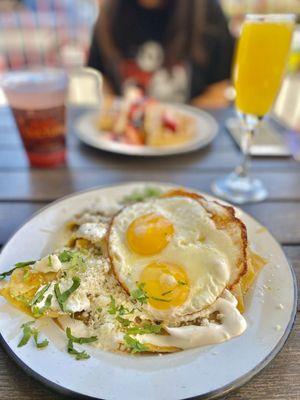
[75,105,219,157]
[0,182,297,400]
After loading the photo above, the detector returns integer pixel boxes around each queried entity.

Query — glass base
[211,172,268,204]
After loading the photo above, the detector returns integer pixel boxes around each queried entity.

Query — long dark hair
[95,0,228,67]
[93,0,233,94]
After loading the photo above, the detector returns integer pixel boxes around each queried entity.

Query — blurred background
[0,0,299,73]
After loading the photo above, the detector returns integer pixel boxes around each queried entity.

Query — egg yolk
[139,262,189,310]
[126,213,174,255]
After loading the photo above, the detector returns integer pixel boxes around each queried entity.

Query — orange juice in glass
[212,14,295,204]
[235,18,294,117]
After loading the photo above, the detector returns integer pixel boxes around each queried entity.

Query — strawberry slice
[162,112,177,132]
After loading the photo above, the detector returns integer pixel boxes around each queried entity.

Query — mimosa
[235,19,294,117]
[212,14,295,204]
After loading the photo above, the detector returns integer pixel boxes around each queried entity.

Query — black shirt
[88,0,234,102]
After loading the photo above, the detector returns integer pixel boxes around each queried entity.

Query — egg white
[109,197,239,321]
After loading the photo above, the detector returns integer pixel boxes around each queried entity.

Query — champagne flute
[212,14,295,204]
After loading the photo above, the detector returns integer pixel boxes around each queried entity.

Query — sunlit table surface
[0,105,299,400]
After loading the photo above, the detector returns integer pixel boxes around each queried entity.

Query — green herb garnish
[69,253,86,272]
[66,327,97,344]
[18,321,48,349]
[161,289,174,296]
[23,269,31,281]
[58,250,73,263]
[58,250,86,272]
[116,316,131,327]
[123,187,162,203]
[124,334,149,353]
[67,340,90,360]
[131,283,148,305]
[14,295,30,306]
[32,294,53,318]
[126,323,162,335]
[15,261,36,268]
[18,321,35,347]
[54,276,80,312]
[177,280,187,286]
[29,283,51,307]
[33,331,49,348]
[150,296,171,303]
[118,305,128,315]
[108,295,117,314]
[0,260,35,280]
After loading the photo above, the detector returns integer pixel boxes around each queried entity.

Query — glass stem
[235,127,254,178]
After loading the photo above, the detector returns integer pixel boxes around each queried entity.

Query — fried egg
[108,196,241,321]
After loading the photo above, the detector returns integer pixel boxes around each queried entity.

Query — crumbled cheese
[34,278,90,314]
[34,282,60,311]
[33,254,62,273]
[75,222,108,245]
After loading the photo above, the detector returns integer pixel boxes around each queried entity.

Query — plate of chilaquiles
[0,183,296,400]
[75,88,218,156]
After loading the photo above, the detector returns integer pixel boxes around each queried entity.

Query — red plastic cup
[2,69,68,167]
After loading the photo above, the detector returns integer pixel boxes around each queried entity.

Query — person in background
[88,0,235,108]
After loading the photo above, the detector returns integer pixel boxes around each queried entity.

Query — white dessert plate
[75,105,218,156]
[0,182,297,400]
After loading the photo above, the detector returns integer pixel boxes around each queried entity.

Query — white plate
[75,105,218,156]
[0,183,297,400]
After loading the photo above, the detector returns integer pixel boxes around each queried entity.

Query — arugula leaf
[67,340,90,360]
[124,334,148,353]
[66,327,97,344]
[58,250,73,263]
[29,283,51,307]
[126,323,162,335]
[0,260,35,280]
[116,316,131,327]
[32,294,53,318]
[108,295,117,315]
[123,187,162,203]
[150,296,171,303]
[131,283,148,305]
[54,276,81,312]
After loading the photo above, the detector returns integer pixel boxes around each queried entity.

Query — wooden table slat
[1,146,299,172]
[0,170,300,202]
